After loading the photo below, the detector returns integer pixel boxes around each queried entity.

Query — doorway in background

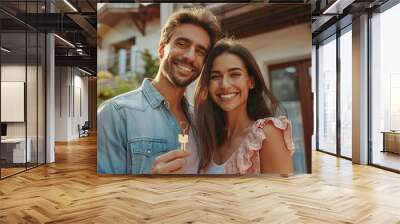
[268,59,312,173]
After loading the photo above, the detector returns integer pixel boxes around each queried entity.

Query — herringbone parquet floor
[0,134,399,223]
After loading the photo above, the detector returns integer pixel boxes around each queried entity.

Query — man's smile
[174,60,194,75]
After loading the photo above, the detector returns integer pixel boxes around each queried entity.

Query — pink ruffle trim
[225,116,295,174]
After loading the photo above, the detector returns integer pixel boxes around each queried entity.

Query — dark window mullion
[336,29,341,157]
[36,0,39,167]
[25,0,28,171]
[316,44,319,151]
[367,11,373,165]
[44,0,48,165]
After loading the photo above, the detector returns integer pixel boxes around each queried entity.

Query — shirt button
[163,101,169,109]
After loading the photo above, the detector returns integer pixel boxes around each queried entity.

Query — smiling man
[97,8,222,174]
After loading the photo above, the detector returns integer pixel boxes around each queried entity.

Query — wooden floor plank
[0,134,399,223]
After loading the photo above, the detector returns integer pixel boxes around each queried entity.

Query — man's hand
[151,149,191,174]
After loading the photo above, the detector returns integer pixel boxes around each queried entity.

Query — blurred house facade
[97,3,160,77]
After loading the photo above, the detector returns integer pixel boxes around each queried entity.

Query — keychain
[178,122,189,151]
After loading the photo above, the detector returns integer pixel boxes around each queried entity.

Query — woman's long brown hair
[194,39,283,170]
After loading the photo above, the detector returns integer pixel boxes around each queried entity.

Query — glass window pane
[1,30,27,177]
[1,0,46,179]
[340,28,352,158]
[318,36,337,154]
[371,4,400,171]
[27,31,38,169]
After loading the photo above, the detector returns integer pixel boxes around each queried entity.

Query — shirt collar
[141,78,190,111]
[141,78,165,109]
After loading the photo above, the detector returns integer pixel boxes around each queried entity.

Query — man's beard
[162,56,200,87]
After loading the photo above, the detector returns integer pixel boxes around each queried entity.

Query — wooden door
[268,59,313,173]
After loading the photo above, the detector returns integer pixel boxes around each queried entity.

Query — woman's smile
[218,92,239,101]
[209,53,254,112]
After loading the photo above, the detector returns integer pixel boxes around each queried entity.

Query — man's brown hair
[160,7,223,48]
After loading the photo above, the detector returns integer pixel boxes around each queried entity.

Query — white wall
[1,63,46,164]
[161,3,174,27]
[1,65,26,138]
[1,65,33,137]
[72,74,89,138]
[240,23,312,85]
[1,65,26,81]
[97,48,109,71]
[55,67,68,141]
[54,67,89,141]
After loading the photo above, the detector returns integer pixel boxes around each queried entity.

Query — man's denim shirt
[97,79,199,174]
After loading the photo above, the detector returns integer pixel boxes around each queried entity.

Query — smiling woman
[208,53,254,112]
[195,39,294,175]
